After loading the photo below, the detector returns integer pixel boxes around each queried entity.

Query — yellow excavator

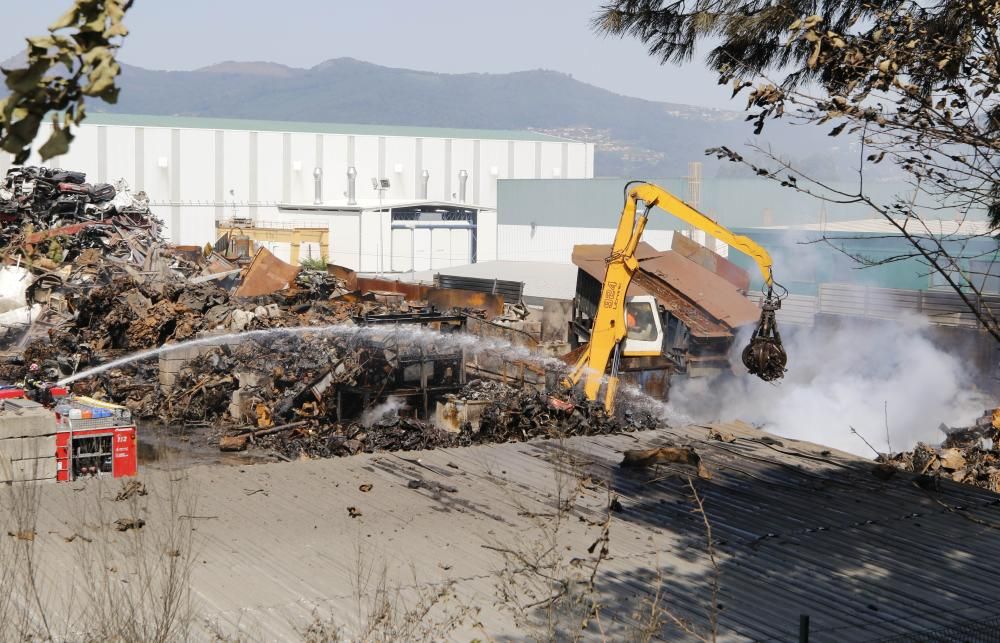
[563,181,787,412]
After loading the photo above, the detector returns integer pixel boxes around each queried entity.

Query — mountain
[6,54,869,178]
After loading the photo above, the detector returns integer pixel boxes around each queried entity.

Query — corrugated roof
[573,242,760,331]
[83,112,575,143]
[17,422,1000,640]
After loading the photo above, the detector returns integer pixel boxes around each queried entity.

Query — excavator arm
[564,181,787,412]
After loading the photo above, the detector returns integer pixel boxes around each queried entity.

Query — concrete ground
[5,420,1000,641]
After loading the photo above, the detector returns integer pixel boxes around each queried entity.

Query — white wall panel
[413,228,432,271]
[451,139,475,202]
[478,140,506,205]
[476,210,498,262]
[448,229,472,266]
[429,227,450,270]
[105,127,135,185]
[321,134,350,200]
[357,210,392,273]
[54,125,98,177]
[390,227,412,272]
[176,206,216,246]
[10,121,595,250]
[512,141,535,179]
[568,144,588,178]
[179,129,214,202]
[421,139,446,201]
[353,137,379,201]
[329,214,360,269]
[255,132,283,205]
[288,133,318,204]
[540,143,563,179]
[385,137,416,199]
[222,130,251,208]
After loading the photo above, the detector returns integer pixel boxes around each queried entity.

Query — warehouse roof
[24,421,1000,640]
[84,112,576,143]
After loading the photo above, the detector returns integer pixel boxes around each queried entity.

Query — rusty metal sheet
[356,277,430,301]
[426,287,504,318]
[171,245,205,263]
[632,271,733,338]
[204,253,238,274]
[326,263,358,290]
[560,343,586,365]
[25,220,107,244]
[233,247,301,298]
[572,242,759,330]
[670,232,751,291]
[620,367,671,402]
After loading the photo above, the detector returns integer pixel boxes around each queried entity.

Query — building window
[969,259,1000,293]
[930,259,965,290]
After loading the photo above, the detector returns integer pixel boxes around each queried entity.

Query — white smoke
[666,314,993,458]
[360,396,408,427]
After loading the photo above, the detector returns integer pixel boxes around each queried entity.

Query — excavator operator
[626,303,657,342]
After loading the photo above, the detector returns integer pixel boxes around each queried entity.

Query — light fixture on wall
[157,156,169,169]
[292,160,303,172]
[489,166,499,177]
[552,167,562,178]
[393,163,404,174]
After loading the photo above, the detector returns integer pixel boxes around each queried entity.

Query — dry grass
[0,471,199,642]
[300,535,476,642]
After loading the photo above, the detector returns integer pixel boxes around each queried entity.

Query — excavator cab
[623,296,664,356]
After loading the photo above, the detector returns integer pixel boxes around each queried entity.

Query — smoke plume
[667,315,993,458]
[360,396,408,427]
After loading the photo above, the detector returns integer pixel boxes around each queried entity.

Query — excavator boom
[564,181,787,412]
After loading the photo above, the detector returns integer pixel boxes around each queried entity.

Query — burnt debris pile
[226,378,656,460]
[0,166,662,463]
[878,409,1000,492]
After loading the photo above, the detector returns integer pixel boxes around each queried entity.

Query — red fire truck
[53,395,137,482]
[0,386,137,482]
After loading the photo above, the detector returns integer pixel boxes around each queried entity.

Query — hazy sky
[4,1,736,109]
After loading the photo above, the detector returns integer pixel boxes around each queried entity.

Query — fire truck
[53,395,137,482]
[0,386,137,483]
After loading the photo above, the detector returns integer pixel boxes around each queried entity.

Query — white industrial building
[9,113,594,271]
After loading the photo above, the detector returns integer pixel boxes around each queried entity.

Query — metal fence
[433,274,524,302]
[818,283,1000,329]
[751,283,1000,330]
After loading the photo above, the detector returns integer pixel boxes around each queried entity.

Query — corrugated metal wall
[751,283,1000,330]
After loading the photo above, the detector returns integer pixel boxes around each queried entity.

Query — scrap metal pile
[237,379,657,460]
[0,166,660,463]
[877,409,1000,492]
[0,170,357,383]
[0,166,120,246]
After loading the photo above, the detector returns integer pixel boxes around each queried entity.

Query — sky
[3,0,736,109]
